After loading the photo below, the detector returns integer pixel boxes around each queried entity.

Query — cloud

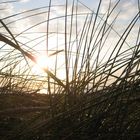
[0,3,14,18]
[100,0,138,21]
[19,0,30,3]
[116,0,138,21]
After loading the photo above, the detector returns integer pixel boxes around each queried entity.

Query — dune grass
[0,0,140,139]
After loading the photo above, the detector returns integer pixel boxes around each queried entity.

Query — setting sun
[31,54,51,75]
[36,55,50,69]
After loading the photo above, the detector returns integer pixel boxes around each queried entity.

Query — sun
[32,52,66,79]
[36,55,50,69]
[31,54,51,75]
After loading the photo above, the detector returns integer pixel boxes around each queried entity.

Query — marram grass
[0,0,140,140]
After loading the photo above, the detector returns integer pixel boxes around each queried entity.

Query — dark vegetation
[0,0,140,139]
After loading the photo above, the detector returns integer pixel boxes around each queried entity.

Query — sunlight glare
[36,55,50,69]
[32,54,51,75]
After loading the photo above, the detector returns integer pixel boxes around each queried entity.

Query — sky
[0,0,139,92]
[1,0,139,25]
[0,0,139,66]
[9,0,139,49]
[0,0,139,59]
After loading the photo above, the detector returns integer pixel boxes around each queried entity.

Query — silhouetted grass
[0,0,140,139]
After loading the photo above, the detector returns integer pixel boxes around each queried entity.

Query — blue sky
[11,0,139,22]
[12,0,138,10]
[8,0,139,54]
[13,0,99,12]
[0,0,139,47]
[0,0,139,41]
